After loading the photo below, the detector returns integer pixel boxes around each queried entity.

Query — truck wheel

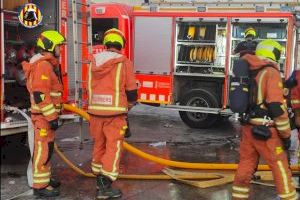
[179,89,219,129]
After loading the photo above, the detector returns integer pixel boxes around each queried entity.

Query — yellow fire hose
[54,143,222,180]
[62,104,300,172]
[55,141,248,188]
[52,104,300,188]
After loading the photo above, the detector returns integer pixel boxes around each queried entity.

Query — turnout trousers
[232,125,297,200]
[89,114,127,181]
[31,114,55,189]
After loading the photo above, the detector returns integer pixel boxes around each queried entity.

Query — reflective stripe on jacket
[243,54,291,138]
[22,53,63,121]
[87,50,137,116]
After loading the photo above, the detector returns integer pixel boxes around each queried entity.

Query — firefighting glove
[49,118,59,131]
[282,137,291,150]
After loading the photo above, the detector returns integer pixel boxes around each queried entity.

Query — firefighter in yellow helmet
[88,28,137,199]
[232,39,297,200]
[233,27,258,57]
[22,30,65,197]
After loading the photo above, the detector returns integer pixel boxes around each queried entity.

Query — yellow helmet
[37,30,65,52]
[103,28,125,49]
[244,27,256,38]
[255,39,282,62]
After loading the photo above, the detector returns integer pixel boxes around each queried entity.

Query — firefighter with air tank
[230,39,297,200]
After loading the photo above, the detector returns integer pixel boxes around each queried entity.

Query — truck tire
[179,89,219,129]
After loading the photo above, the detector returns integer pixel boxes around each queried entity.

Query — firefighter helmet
[37,30,65,52]
[244,27,256,38]
[255,39,282,62]
[103,28,125,49]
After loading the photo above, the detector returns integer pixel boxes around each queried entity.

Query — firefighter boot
[33,185,60,197]
[96,175,122,199]
[50,178,61,188]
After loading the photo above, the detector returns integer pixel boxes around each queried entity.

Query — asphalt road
[1,105,298,200]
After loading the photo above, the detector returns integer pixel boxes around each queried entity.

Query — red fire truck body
[1,1,299,136]
[89,2,299,128]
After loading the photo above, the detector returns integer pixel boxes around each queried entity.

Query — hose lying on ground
[62,104,300,171]
[55,143,291,188]
[54,143,223,180]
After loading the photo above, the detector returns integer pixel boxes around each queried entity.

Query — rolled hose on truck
[61,104,300,172]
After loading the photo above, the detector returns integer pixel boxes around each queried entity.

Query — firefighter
[232,39,297,200]
[288,70,300,130]
[290,70,300,186]
[285,70,300,163]
[22,30,65,197]
[87,28,137,199]
[233,27,258,57]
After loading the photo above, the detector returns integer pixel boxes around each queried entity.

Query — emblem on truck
[18,3,43,28]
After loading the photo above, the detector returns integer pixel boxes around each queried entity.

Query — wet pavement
[1,105,298,200]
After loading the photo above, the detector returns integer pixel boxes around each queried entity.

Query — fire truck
[89,1,300,128]
[1,1,300,136]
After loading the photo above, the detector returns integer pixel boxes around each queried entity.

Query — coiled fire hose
[61,104,300,172]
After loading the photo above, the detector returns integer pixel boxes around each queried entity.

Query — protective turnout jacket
[243,54,291,138]
[87,50,137,116]
[290,70,300,128]
[290,71,300,108]
[22,53,63,121]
